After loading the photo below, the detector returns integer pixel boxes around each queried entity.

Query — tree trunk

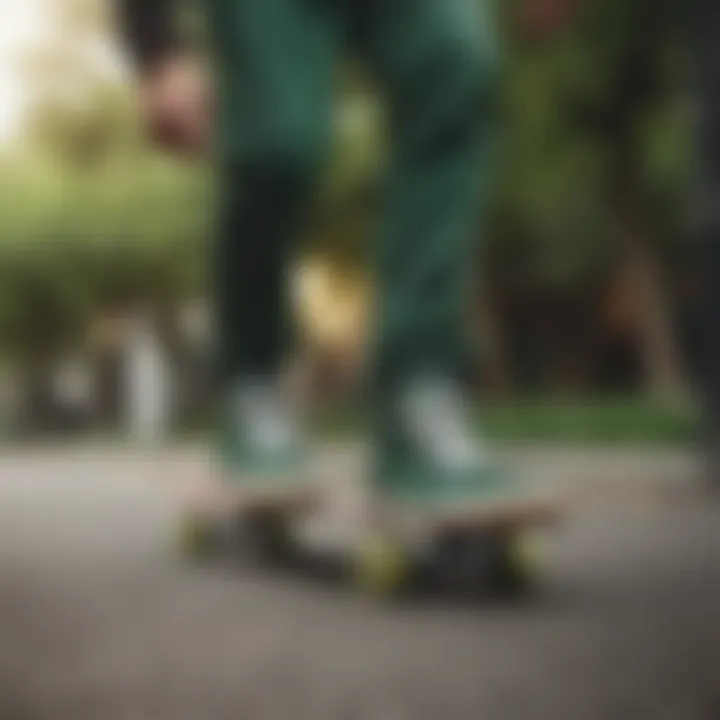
[623,228,692,406]
[474,283,514,396]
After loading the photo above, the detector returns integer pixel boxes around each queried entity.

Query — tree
[491,0,691,400]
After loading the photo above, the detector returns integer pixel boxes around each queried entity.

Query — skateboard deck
[386,493,561,534]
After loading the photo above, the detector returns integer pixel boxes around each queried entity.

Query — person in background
[116,0,537,531]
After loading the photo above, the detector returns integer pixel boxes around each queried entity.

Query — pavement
[0,444,718,720]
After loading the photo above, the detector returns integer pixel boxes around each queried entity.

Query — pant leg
[200,0,337,381]
[199,0,338,465]
[350,0,499,484]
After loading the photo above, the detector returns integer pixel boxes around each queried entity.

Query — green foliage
[493,0,691,281]
[0,155,210,363]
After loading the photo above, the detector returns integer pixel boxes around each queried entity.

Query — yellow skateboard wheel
[500,529,542,592]
[176,511,218,560]
[353,533,411,598]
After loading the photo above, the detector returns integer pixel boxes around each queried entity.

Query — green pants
[203,0,498,488]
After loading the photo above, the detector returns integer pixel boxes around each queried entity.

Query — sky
[0,0,124,143]
[0,0,49,140]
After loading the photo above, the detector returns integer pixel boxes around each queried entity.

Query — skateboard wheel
[353,533,411,598]
[489,529,540,596]
[176,511,220,561]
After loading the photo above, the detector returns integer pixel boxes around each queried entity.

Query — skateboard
[175,475,562,600]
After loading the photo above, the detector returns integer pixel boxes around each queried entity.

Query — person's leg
[351,0,501,504]
[200,0,338,481]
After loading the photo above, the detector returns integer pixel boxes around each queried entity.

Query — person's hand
[139,54,211,157]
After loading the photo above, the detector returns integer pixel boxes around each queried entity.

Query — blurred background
[0,0,700,445]
[2,3,720,719]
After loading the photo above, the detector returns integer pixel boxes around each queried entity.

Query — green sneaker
[373,377,545,524]
[215,378,316,507]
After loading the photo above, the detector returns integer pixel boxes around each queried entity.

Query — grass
[312,396,699,446]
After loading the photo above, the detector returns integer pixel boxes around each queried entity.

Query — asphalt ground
[0,445,716,720]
